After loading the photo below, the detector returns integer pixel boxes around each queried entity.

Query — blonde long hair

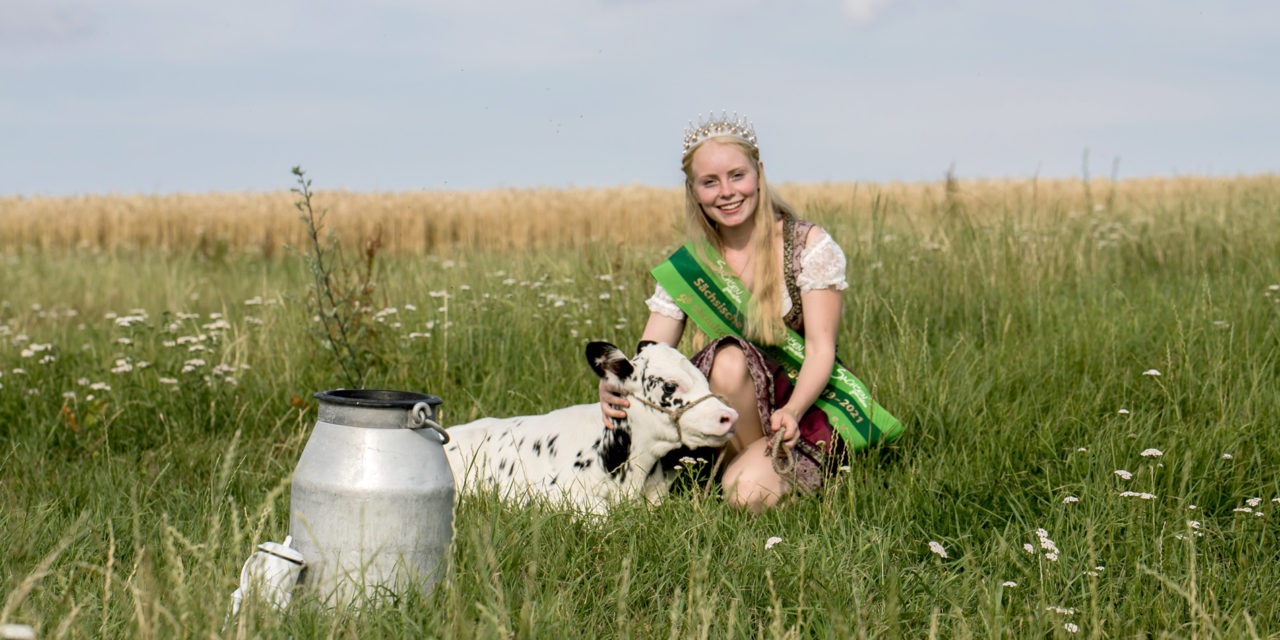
[681,135,797,345]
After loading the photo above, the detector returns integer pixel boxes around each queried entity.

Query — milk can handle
[410,402,450,444]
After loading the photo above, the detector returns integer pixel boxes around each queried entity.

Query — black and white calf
[443,341,737,513]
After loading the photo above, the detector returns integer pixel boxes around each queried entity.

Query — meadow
[1,174,1279,638]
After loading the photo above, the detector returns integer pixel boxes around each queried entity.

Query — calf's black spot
[597,427,631,481]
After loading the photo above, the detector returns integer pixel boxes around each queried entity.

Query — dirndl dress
[647,218,849,492]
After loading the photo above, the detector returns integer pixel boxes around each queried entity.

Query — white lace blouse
[645,231,849,320]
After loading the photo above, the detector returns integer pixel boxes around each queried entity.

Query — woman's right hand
[598,378,629,428]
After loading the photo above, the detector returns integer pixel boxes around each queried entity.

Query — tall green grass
[2,177,1279,637]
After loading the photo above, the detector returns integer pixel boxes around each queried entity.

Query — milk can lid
[257,538,306,565]
[0,624,36,640]
[314,389,443,409]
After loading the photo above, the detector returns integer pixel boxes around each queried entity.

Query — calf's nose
[719,408,738,434]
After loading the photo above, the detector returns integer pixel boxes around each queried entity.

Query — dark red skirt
[690,336,844,491]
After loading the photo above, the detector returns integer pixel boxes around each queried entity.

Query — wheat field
[3,175,1270,255]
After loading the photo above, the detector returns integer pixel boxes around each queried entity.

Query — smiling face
[688,139,760,231]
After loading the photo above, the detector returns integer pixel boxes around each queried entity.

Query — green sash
[651,243,903,450]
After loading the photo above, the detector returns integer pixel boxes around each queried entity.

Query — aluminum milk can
[289,389,453,606]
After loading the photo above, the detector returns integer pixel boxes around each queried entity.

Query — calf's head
[587,341,736,448]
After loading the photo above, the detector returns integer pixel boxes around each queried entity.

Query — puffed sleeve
[796,231,849,292]
[645,283,686,320]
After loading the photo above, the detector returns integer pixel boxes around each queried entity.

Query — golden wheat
[1,175,1274,254]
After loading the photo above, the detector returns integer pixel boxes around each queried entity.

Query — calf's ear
[636,340,659,354]
[586,341,634,380]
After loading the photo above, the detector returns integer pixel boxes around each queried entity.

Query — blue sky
[3,1,1277,195]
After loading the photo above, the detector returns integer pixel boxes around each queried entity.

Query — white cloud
[843,0,898,23]
[0,2,96,44]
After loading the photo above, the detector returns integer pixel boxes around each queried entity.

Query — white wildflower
[1142,369,1161,377]
[1233,507,1253,514]
[1064,622,1079,633]
[12,368,27,375]
[1036,529,1059,554]
[1114,469,1133,480]
[1001,581,1017,588]
[244,296,263,305]
[61,391,76,400]
[77,377,89,386]
[599,293,611,300]
[1117,408,1130,415]
[1063,496,1079,504]
[114,314,147,327]
[158,377,179,385]
[1212,320,1230,329]
[20,349,34,358]
[110,359,133,374]
[1023,543,1035,554]
[1247,497,1262,507]
[1045,605,1076,616]
[39,355,55,364]
[1045,552,1059,562]
[1119,491,1157,500]
[1076,447,1088,453]
[1140,448,1163,457]
[88,382,110,391]
[927,541,947,558]
[1222,453,1234,460]
[765,536,783,550]
[181,358,207,374]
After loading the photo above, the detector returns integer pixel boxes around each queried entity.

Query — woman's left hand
[769,408,801,450]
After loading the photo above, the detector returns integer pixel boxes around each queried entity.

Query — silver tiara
[682,111,758,155]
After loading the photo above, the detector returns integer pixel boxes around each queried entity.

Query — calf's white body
[444,342,736,514]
